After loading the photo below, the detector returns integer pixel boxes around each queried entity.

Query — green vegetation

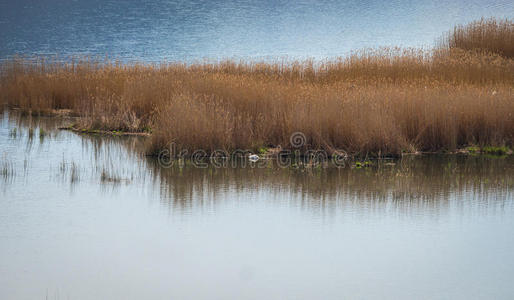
[465,145,510,156]
[355,161,373,169]
[467,146,480,154]
[481,146,510,155]
[258,147,268,155]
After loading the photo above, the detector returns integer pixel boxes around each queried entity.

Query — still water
[1,0,513,62]
[0,113,513,299]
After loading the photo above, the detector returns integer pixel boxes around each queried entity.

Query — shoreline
[58,125,151,137]
[5,108,513,159]
[57,121,513,159]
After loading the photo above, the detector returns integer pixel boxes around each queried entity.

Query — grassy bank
[1,18,513,157]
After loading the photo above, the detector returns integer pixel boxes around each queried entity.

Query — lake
[0,112,513,299]
[1,1,514,299]
[1,0,513,62]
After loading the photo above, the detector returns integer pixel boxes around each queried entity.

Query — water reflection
[1,111,514,300]
[148,156,513,215]
[1,111,512,218]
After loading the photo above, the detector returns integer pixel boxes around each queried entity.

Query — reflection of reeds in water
[1,18,513,156]
[58,158,80,184]
[3,111,69,140]
[27,128,34,140]
[148,155,513,214]
[100,168,122,184]
[39,128,46,139]
[8,127,17,138]
[83,135,145,185]
[1,159,15,181]
[3,112,512,217]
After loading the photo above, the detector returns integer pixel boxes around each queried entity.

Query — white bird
[248,154,259,162]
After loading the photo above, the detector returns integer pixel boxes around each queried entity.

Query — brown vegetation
[441,17,514,58]
[1,18,513,157]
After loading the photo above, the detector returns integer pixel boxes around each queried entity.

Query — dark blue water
[1,0,512,62]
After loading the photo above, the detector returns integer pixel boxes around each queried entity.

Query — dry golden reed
[1,18,513,157]
[442,17,514,58]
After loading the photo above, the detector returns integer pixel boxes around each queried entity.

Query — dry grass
[1,19,513,157]
[441,18,514,58]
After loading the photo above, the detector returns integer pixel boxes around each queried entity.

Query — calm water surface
[0,113,513,299]
[1,0,513,62]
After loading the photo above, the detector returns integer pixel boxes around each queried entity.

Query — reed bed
[441,18,514,58]
[1,19,513,157]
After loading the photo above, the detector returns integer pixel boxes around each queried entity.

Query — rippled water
[0,112,513,299]
[1,0,513,62]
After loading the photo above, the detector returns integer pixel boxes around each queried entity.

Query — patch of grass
[258,147,268,155]
[481,146,510,155]
[467,146,480,154]
[355,161,373,169]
